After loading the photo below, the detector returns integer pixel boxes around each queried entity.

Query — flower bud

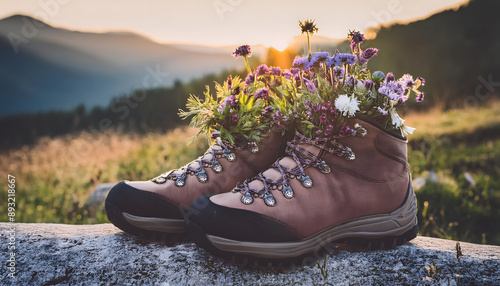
[372,71,385,83]
[385,72,395,82]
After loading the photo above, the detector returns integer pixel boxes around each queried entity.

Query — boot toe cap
[185,195,299,242]
[105,181,183,219]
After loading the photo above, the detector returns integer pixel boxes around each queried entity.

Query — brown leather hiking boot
[185,117,418,263]
[105,127,293,239]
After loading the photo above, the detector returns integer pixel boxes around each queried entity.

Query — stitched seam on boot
[328,162,408,184]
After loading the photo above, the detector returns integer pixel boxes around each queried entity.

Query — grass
[1,101,499,245]
[0,128,209,224]
[405,101,500,245]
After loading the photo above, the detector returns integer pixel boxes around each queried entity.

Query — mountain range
[1,0,497,118]
[0,15,269,117]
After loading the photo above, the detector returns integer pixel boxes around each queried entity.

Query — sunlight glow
[269,40,289,52]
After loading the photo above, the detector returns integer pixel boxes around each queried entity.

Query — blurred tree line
[0,70,247,149]
[365,0,499,111]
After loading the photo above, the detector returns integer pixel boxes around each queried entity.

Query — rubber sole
[186,186,418,266]
[187,218,417,267]
[105,201,188,242]
[122,212,185,233]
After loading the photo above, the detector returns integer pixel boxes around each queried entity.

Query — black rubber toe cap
[184,195,299,242]
[105,181,183,219]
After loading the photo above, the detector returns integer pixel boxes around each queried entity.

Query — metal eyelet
[197,170,208,183]
[281,185,294,199]
[241,193,254,205]
[299,175,313,188]
[263,193,276,207]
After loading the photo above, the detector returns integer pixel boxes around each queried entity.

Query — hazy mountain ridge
[0,14,265,116]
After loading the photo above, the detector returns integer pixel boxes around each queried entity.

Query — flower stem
[342,64,347,87]
[307,32,311,60]
[244,56,252,74]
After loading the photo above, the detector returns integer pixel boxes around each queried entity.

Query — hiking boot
[105,127,293,239]
[185,117,418,263]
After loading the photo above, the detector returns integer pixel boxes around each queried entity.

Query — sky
[1,0,468,50]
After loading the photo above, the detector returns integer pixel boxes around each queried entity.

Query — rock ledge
[1,223,499,285]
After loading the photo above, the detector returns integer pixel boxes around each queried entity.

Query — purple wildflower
[377,107,388,115]
[362,48,378,60]
[325,102,335,114]
[254,88,270,100]
[245,73,255,86]
[256,64,270,76]
[226,75,233,90]
[293,73,301,88]
[310,52,330,69]
[326,57,335,68]
[231,114,238,122]
[385,72,395,82]
[416,92,425,102]
[217,95,238,112]
[211,130,220,139]
[271,67,282,76]
[272,110,283,121]
[333,66,344,79]
[290,68,300,75]
[324,124,334,136]
[364,79,374,90]
[399,74,415,89]
[226,95,238,108]
[315,130,323,136]
[339,123,352,135]
[319,114,327,123]
[417,76,426,86]
[232,45,251,58]
[303,78,317,92]
[292,56,310,70]
[378,81,405,101]
[359,48,378,64]
[263,106,274,115]
[333,53,357,66]
[348,31,365,50]
[282,71,292,79]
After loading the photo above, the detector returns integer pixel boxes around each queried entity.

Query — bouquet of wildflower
[279,23,426,138]
[180,20,425,144]
[179,45,296,145]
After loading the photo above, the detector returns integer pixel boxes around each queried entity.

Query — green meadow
[1,101,499,245]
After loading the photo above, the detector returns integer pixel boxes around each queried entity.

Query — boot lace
[235,124,366,206]
[152,137,259,187]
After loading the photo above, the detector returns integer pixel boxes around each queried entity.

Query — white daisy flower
[335,94,360,117]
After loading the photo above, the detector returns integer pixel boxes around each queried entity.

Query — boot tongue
[247,132,321,191]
